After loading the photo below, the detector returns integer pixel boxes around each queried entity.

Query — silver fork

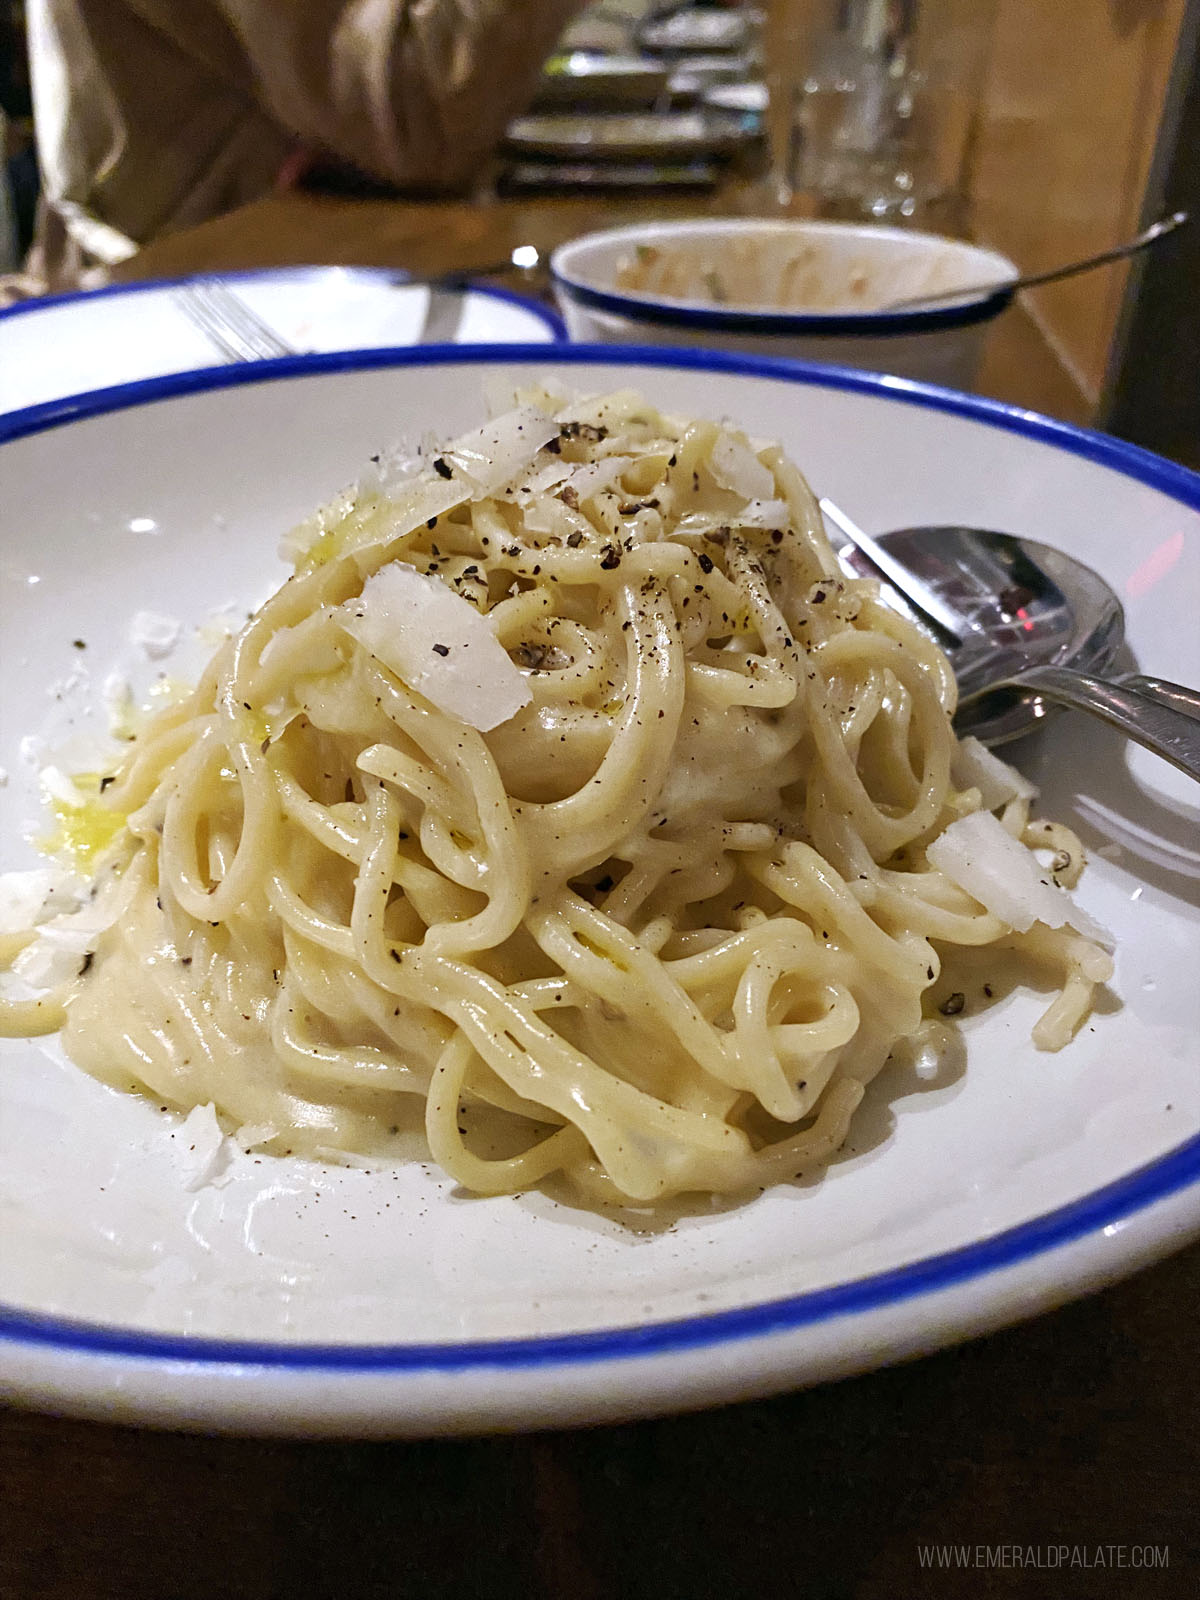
[173,279,298,362]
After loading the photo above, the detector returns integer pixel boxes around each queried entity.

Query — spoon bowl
[827,514,1200,781]
[837,525,1125,743]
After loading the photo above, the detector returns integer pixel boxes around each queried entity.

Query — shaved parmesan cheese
[928,810,1114,949]
[174,1103,231,1191]
[283,475,473,569]
[13,920,93,988]
[737,498,791,529]
[19,735,46,769]
[341,562,532,731]
[346,480,473,567]
[0,867,80,933]
[442,405,559,497]
[951,736,1037,811]
[515,459,573,501]
[559,387,652,432]
[38,765,87,809]
[521,495,576,538]
[10,889,121,987]
[708,430,776,501]
[129,609,182,661]
[102,672,136,740]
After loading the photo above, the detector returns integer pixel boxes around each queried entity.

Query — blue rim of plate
[2,343,1199,1374]
[0,264,568,340]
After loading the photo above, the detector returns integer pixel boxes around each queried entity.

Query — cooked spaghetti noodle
[0,386,1113,1203]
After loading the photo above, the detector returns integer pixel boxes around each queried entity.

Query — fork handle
[1119,674,1200,723]
[1001,665,1200,782]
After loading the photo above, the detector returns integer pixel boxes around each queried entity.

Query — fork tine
[173,280,297,362]
[820,497,968,641]
[173,289,247,362]
[196,281,296,358]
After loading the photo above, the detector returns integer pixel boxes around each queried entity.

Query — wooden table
[111,186,1093,429]
[4,1249,1199,1597]
[6,186,1195,1600]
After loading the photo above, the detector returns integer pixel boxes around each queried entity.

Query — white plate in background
[0,268,563,416]
[0,348,1198,1437]
[637,10,751,53]
[534,51,671,108]
[504,110,747,160]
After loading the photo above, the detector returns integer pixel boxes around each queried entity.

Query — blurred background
[0,2,1195,453]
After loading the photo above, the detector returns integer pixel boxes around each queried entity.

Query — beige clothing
[20,0,582,289]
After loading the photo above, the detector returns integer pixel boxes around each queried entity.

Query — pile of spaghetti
[0,386,1113,1204]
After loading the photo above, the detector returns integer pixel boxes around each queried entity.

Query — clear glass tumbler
[789,0,998,223]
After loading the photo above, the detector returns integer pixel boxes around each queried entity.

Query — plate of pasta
[1,348,1198,1436]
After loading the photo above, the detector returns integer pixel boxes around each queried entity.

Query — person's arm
[19,0,587,289]
[197,0,587,192]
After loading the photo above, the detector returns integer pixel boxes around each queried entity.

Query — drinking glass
[788,0,998,222]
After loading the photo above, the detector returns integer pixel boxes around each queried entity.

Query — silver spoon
[820,501,1200,782]
[885,211,1189,313]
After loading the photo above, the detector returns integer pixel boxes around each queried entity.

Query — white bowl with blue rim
[551,218,1018,388]
[1,347,1198,1436]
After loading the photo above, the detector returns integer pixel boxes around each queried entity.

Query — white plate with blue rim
[0,346,1198,1437]
[0,267,563,417]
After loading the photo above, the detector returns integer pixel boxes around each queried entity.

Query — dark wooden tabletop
[4,1238,1199,1598]
[5,183,1195,1600]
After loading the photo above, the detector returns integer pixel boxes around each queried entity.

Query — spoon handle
[1002,665,1200,782]
[979,211,1188,297]
[888,211,1188,311]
